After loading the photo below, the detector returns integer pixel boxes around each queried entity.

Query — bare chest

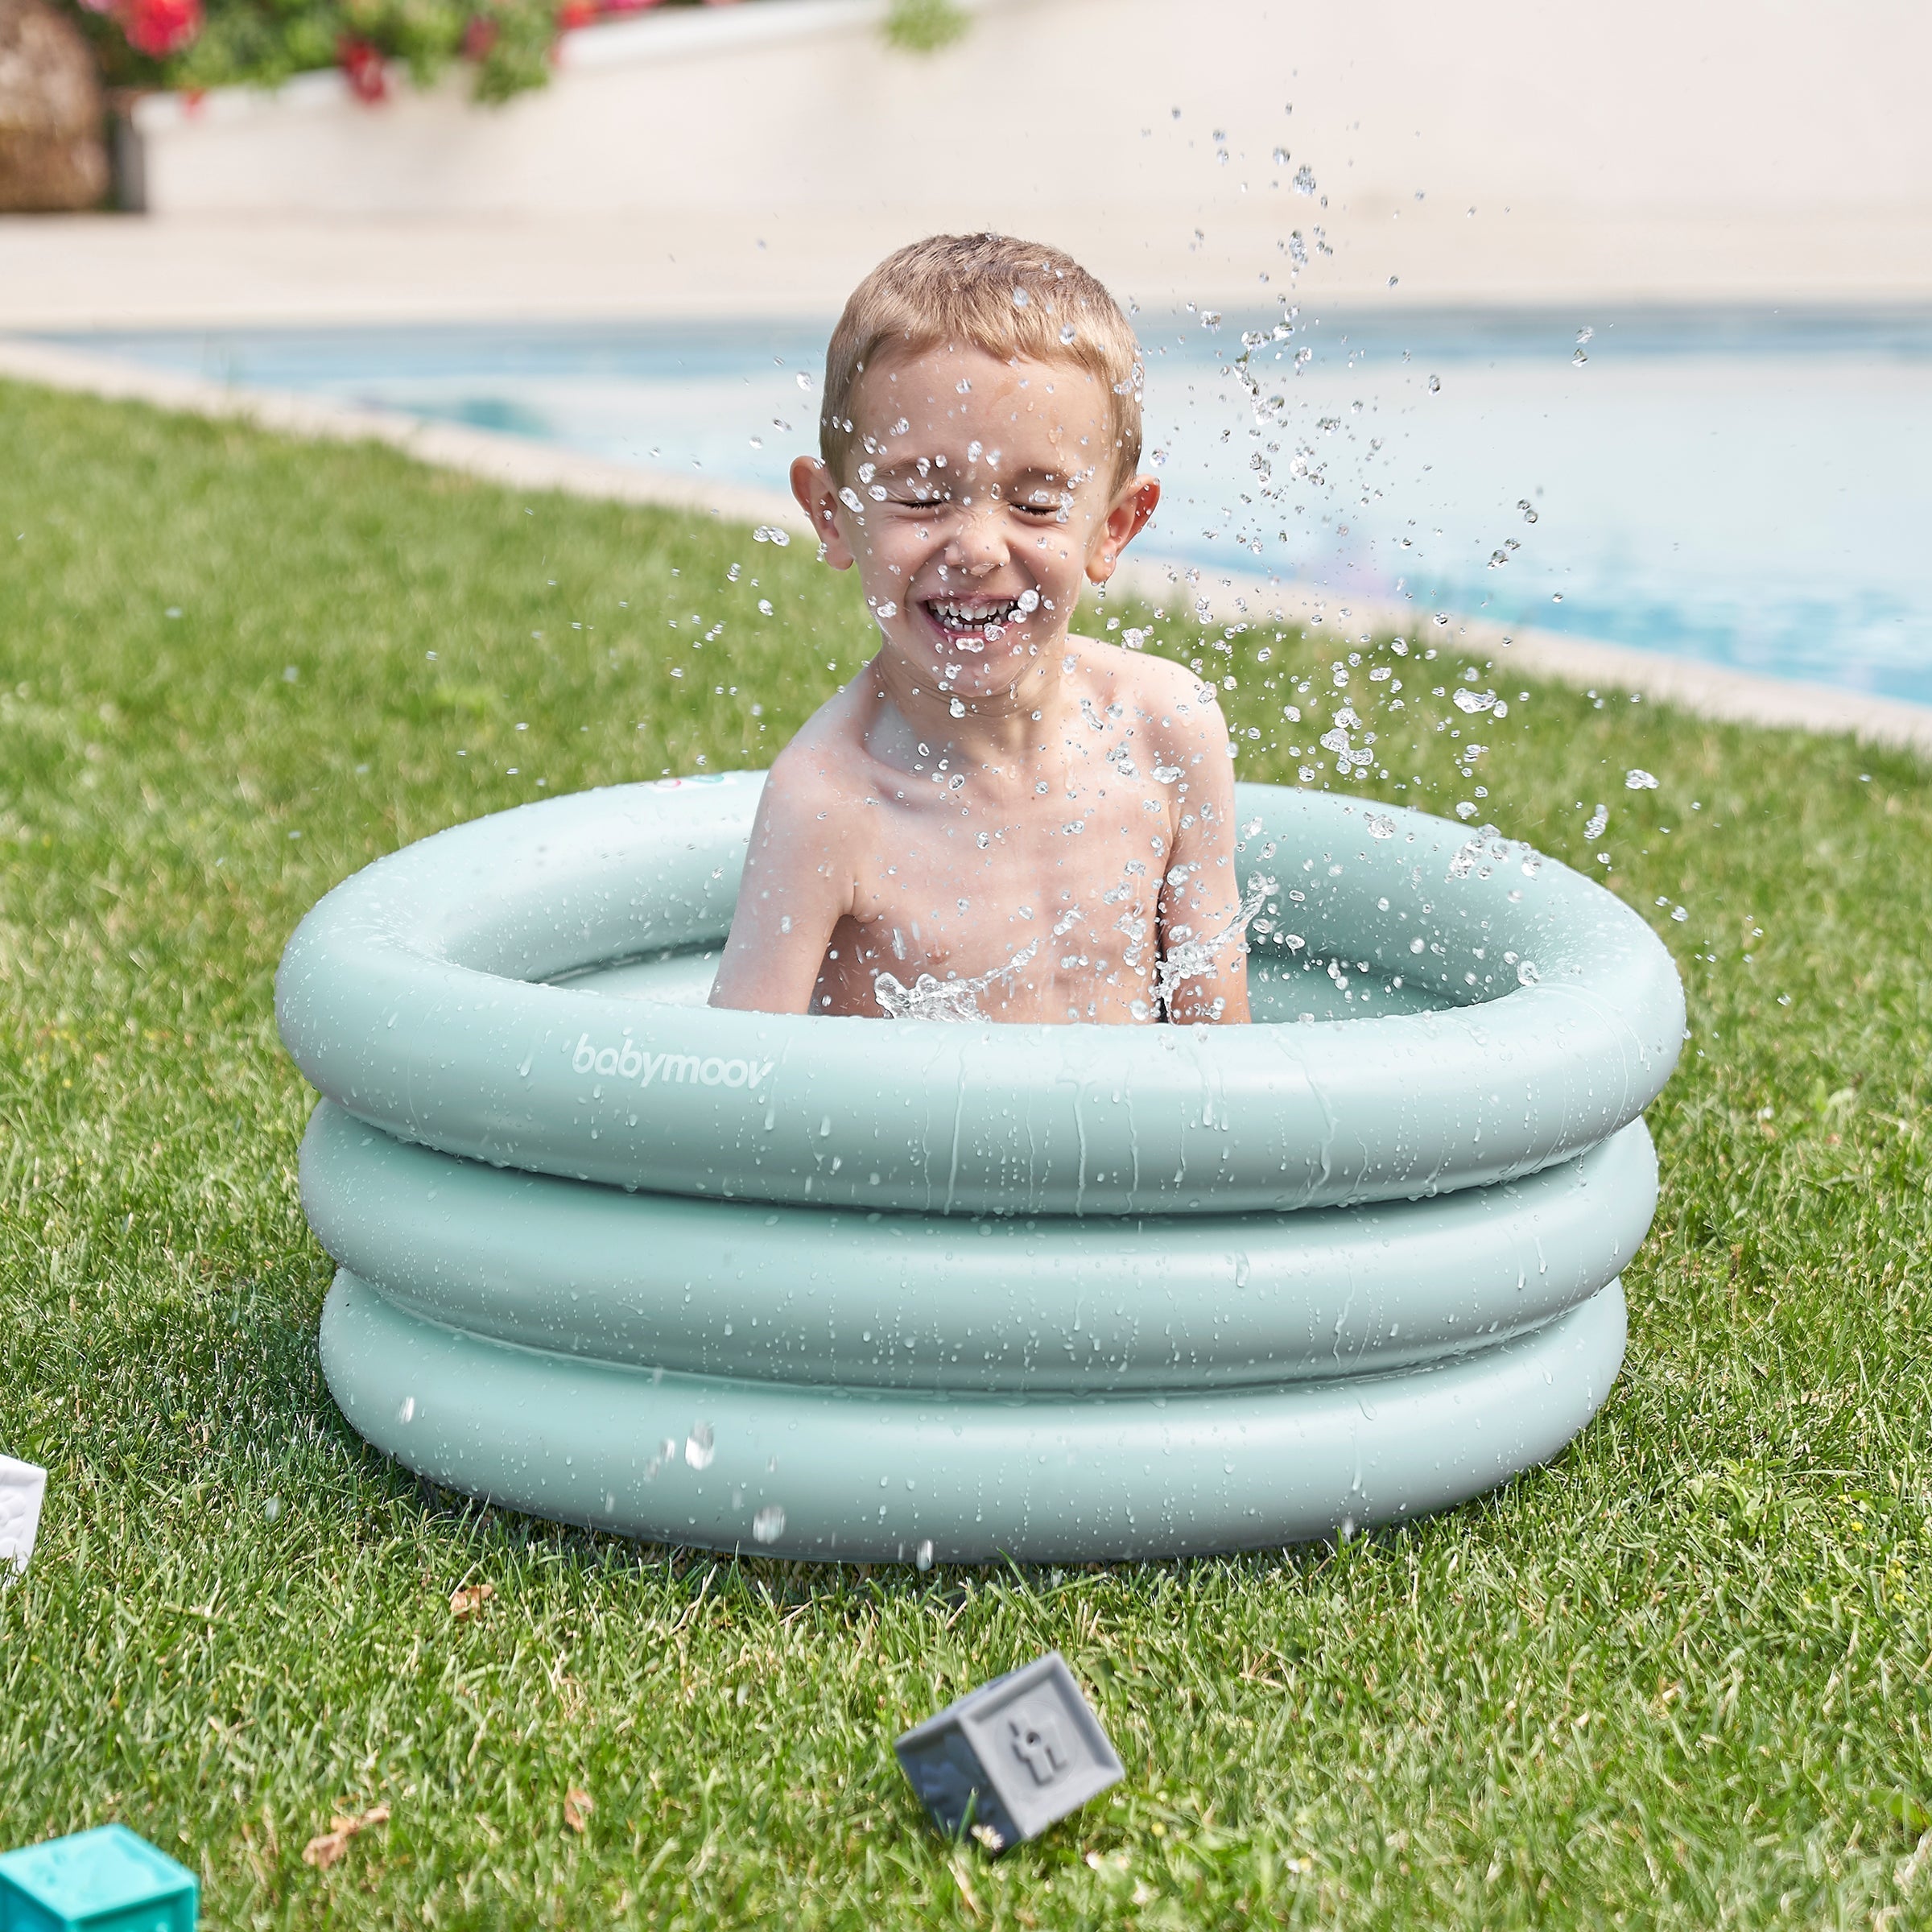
[819,777,1175,1019]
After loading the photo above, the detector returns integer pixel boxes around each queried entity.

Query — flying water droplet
[685,1423,715,1471]
[752,1504,785,1544]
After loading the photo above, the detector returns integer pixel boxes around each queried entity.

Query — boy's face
[791,342,1158,703]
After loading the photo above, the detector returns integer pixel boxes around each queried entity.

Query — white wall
[127,0,1932,307]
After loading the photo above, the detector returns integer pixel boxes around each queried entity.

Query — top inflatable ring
[276,774,1683,1217]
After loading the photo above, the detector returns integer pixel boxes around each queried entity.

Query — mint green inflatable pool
[278,774,1682,1561]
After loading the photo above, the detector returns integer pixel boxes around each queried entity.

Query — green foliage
[57,0,557,98]
[59,0,963,103]
[56,0,815,102]
[2,380,1930,1928]
[883,0,968,56]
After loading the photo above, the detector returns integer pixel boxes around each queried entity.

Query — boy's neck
[864,635,1087,781]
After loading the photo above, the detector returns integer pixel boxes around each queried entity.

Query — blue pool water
[53,308,1932,706]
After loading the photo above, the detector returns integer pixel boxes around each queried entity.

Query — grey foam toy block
[894,1652,1123,1852]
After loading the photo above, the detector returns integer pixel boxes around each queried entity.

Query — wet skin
[708,341,1251,1025]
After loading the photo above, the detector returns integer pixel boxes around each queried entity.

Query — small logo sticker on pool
[572,1034,774,1092]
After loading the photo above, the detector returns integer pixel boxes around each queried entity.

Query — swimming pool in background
[51,308,1932,707]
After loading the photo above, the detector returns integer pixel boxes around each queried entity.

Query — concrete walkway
[3,0,1929,327]
[6,331,1928,758]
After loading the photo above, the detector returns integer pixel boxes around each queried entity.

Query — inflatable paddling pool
[277,774,1683,1561]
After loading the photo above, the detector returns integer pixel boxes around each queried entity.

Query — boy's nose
[941,507,1009,576]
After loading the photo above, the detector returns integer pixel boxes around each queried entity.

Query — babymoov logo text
[572,1034,774,1092]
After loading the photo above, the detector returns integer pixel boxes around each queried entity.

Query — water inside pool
[47,306,1932,704]
[554,943,1450,1024]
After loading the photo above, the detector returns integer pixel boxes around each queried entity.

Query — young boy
[709,233,1250,1026]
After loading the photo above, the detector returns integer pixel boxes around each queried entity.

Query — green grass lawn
[2,379,1930,1931]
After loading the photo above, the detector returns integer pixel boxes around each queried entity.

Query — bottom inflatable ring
[321,1272,1625,1563]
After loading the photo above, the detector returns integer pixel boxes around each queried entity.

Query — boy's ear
[1086,475,1161,585]
[791,457,856,570]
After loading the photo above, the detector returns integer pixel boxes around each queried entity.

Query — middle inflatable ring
[302,1096,1657,1393]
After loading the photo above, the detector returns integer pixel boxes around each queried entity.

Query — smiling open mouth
[923,596,1026,641]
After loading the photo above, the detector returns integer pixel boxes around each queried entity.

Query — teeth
[930,597,1021,627]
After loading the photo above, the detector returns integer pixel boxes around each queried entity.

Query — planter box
[124,0,1000,216]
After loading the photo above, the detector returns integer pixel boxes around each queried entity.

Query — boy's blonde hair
[819,233,1144,490]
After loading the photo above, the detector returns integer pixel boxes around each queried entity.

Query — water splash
[873,862,1278,1026]
[1151,871,1278,1018]
[874,936,1042,1022]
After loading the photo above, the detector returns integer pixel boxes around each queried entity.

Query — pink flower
[337,35,388,101]
[121,0,200,56]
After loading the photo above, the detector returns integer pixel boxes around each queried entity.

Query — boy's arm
[1156,681,1253,1025]
[708,767,853,1014]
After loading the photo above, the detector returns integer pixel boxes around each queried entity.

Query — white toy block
[0,1456,47,1583]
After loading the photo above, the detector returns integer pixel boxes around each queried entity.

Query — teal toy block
[0,1826,197,1932]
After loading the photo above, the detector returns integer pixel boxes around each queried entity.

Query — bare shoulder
[1083,638,1228,758]
[760,681,875,828]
